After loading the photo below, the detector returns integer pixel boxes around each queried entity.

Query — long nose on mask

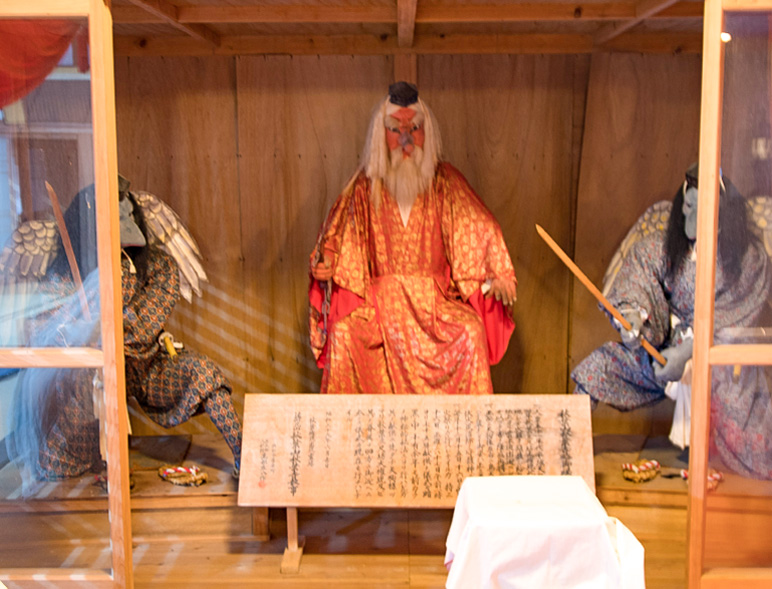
[399,129,415,154]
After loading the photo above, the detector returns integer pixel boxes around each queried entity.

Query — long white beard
[386,146,428,226]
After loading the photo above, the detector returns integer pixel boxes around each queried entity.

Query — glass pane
[0,368,111,568]
[713,11,772,479]
[700,13,772,575]
[714,13,772,345]
[0,17,112,578]
[704,362,772,568]
[0,18,101,349]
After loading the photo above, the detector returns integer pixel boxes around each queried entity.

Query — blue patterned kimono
[572,209,772,478]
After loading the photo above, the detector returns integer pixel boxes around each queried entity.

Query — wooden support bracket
[280,507,306,574]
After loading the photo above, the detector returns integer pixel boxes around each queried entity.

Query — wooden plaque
[238,394,593,508]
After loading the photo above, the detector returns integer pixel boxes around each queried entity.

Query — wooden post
[90,0,133,587]
[688,0,723,586]
[252,507,270,541]
[280,507,306,574]
[394,53,417,85]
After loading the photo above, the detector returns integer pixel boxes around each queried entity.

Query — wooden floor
[3,432,771,588]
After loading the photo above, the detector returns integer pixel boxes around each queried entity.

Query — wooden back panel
[238,393,593,508]
[113,52,703,440]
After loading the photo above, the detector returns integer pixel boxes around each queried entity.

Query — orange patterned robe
[309,162,516,394]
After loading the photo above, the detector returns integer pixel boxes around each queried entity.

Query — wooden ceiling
[111,0,705,56]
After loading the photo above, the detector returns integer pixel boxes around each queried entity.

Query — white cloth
[444,476,645,589]
[665,359,692,450]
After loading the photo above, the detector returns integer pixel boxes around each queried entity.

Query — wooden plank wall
[114,52,703,436]
[419,54,586,395]
[571,52,703,383]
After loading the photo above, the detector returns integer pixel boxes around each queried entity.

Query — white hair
[360,94,441,207]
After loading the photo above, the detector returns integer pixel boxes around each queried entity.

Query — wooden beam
[702,568,772,588]
[722,0,772,9]
[709,344,772,365]
[114,31,702,56]
[0,570,112,586]
[0,0,88,16]
[113,4,396,23]
[601,31,702,53]
[183,4,395,24]
[594,0,681,45]
[114,33,595,56]
[394,53,418,84]
[111,1,703,24]
[397,0,418,47]
[416,1,701,22]
[125,0,221,46]
[0,347,104,368]
[658,2,705,17]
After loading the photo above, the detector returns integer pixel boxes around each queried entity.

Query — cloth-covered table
[444,476,645,589]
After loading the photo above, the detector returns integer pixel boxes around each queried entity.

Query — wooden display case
[0,1,130,587]
[689,1,772,587]
[1,1,771,587]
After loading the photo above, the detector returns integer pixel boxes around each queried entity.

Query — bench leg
[252,507,270,541]
[280,507,305,574]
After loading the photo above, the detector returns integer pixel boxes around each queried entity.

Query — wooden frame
[1,1,764,587]
[0,1,131,587]
[690,0,772,586]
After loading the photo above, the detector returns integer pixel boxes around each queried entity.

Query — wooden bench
[238,393,593,573]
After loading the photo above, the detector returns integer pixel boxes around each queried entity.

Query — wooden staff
[535,223,666,366]
[46,181,92,321]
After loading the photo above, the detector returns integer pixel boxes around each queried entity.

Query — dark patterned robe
[122,250,232,428]
[25,249,239,480]
[572,208,772,478]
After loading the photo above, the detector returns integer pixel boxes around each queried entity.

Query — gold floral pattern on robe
[310,163,516,394]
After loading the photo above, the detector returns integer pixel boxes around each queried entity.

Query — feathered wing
[747,195,772,259]
[0,220,59,280]
[132,191,208,303]
[0,220,62,346]
[602,201,672,297]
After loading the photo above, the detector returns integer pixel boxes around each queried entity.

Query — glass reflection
[704,359,772,569]
[694,11,772,574]
[0,367,111,570]
[0,20,98,349]
[712,12,772,482]
[0,18,110,573]
[6,265,102,490]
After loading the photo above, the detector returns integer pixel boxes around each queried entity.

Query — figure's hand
[311,248,335,282]
[486,278,517,307]
[615,308,644,349]
[653,339,693,382]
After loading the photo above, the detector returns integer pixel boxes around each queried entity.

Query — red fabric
[309,278,364,369]
[308,164,517,394]
[467,289,515,365]
[312,278,514,389]
[0,20,83,109]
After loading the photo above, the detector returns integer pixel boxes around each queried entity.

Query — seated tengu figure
[309,82,518,395]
